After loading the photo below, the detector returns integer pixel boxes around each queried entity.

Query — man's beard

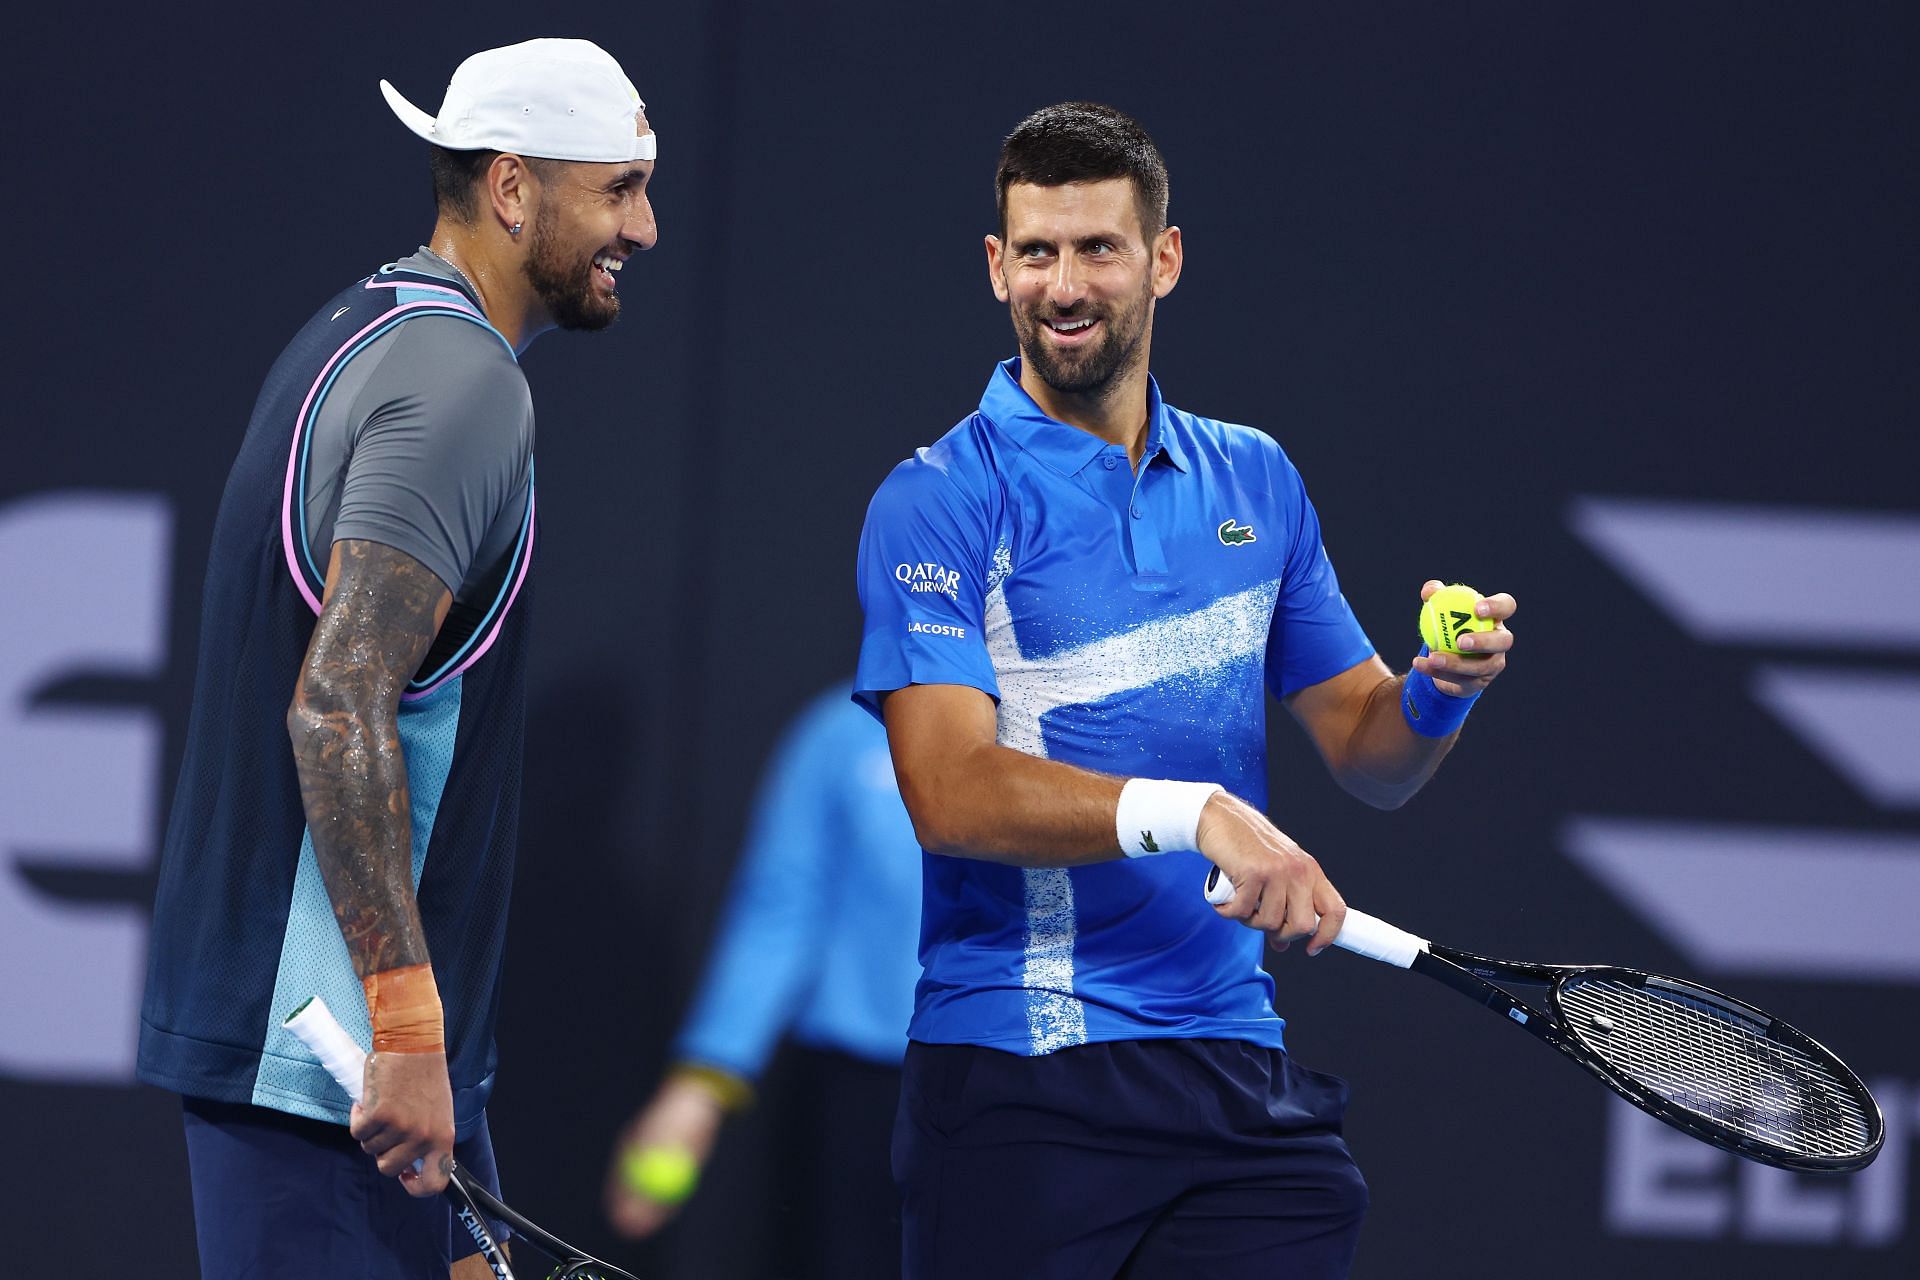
[1012,284,1151,398]
[524,215,619,332]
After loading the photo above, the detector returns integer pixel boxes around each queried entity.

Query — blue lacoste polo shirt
[855,358,1376,1055]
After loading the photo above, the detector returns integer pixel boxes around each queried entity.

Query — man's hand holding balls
[1411,579,1515,698]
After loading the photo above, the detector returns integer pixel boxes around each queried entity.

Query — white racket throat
[1202,868,1428,968]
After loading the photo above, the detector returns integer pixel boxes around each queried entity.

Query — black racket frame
[1410,941,1884,1174]
[445,1160,641,1280]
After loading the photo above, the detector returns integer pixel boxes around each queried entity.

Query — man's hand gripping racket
[284,997,640,1280]
[1202,867,1884,1173]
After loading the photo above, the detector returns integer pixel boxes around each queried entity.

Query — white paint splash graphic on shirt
[1021,868,1082,1053]
[985,575,1282,1053]
[985,538,1013,598]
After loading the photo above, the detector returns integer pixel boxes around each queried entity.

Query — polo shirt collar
[980,358,1189,476]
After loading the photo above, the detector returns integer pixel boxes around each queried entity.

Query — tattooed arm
[288,539,449,974]
[287,537,455,1196]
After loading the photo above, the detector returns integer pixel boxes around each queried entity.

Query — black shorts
[894,1038,1367,1280]
[181,1095,506,1280]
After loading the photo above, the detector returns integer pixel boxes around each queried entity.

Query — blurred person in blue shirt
[604,683,920,1276]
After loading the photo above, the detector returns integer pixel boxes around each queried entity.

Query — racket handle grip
[1330,910,1428,969]
[284,996,368,1101]
[1201,869,1428,968]
[284,997,431,1178]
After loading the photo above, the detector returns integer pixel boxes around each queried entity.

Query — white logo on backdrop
[0,492,171,1081]
[1567,496,1920,1247]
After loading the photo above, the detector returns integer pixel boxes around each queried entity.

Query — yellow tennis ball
[1419,583,1495,654]
[622,1145,700,1205]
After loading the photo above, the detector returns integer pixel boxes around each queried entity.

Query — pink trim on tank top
[401,484,536,701]
[281,300,472,613]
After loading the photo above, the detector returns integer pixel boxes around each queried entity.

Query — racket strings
[1555,977,1874,1158]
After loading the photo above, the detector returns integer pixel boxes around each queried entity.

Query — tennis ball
[1419,583,1495,654]
[622,1144,700,1205]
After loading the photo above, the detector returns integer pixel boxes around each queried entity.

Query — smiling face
[988,178,1178,399]
[522,111,657,331]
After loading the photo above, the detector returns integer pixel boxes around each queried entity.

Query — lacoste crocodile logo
[1138,830,1160,853]
[1217,519,1257,547]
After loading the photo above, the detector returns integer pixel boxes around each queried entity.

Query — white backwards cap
[380,38,655,164]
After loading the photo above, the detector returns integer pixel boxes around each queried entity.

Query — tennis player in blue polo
[855,103,1519,1278]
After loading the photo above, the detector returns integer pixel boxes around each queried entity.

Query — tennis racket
[284,996,641,1280]
[1201,867,1884,1173]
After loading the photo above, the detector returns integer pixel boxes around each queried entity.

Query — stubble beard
[1013,281,1153,399]
[524,214,620,332]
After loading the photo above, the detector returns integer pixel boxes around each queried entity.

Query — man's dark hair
[996,102,1170,240]
[428,146,563,225]
[429,146,499,224]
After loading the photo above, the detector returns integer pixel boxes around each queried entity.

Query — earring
[510,222,523,236]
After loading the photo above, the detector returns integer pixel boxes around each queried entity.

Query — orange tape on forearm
[363,963,445,1054]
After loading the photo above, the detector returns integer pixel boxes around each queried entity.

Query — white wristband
[1116,779,1223,857]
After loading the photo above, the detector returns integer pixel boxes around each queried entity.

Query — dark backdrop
[3,3,1915,1276]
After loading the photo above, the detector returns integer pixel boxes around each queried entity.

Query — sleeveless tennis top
[139,252,536,1138]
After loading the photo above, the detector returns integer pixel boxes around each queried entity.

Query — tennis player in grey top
[140,39,659,1280]
[292,246,536,669]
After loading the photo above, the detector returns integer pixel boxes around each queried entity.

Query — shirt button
[1131,505,1142,519]
[1102,456,1118,470]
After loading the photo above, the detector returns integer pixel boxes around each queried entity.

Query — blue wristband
[1401,646,1480,738]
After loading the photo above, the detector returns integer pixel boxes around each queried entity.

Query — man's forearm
[897,739,1127,867]
[289,689,430,976]
[285,539,447,978]
[1326,672,1457,809]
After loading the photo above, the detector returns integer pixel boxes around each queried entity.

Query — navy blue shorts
[182,1096,506,1280]
[894,1038,1368,1280]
